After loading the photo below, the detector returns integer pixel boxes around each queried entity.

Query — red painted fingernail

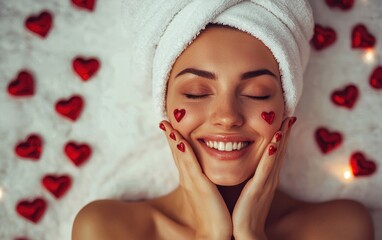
[275,132,282,142]
[288,117,297,128]
[159,123,166,131]
[169,132,176,140]
[177,142,185,152]
[269,145,277,156]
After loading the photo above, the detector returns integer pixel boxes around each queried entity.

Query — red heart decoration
[14,238,30,240]
[325,0,354,10]
[174,109,186,122]
[72,57,100,81]
[369,66,382,89]
[15,134,43,160]
[350,152,377,176]
[25,11,53,38]
[331,84,359,109]
[311,24,336,50]
[16,198,47,223]
[351,24,376,49]
[7,71,35,97]
[71,0,96,11]
[315,127,343,154]
[64,141,92,167]
[42,174,72,199]
[55,95,84,121]
[261,111,275,125]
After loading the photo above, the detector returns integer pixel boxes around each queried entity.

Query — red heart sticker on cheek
[261,111,275,125]
[174,109,186,122]
[351,24,376,49]
[72,57,100,81]
[64,141,92,167]
[7,71,35,97]
[71,0,96,11]
[315,127,343,154]
[16,198,47,223]
[42,174,72,199]
[331,84,359,109]
[55,95,84,121]
[15,134,43,160]
[25,11,53,38]
[350,152,377,176]
[311,24,337,50]
[369,66,382,89]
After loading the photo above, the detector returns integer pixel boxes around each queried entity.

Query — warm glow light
[0,187,3,200]
[363,48,376,64]
[343,170,352,180]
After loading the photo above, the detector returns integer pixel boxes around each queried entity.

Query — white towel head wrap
[122,0,314,119]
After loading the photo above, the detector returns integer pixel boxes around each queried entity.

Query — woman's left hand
[232,117,295,240]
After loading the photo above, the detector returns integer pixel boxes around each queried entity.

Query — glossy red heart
[311,24,336,50]
[25,11,53,38]
[325,0,354,10]
[7,71,35,97]
[174,109,186,122]
[350,152,377,176]
[15,134,43,160]
[55,95,84,121]
[14,238,29,240]
[369,66,382,89]
[16,198,47,223]
[331,84,358,109]
[64,141,92,167]
[42,174,72,199]
[351,24,376,49]
[315,127,343,154]
[261,111,275,125]
[71,0,96,11]
[72,57,100,81]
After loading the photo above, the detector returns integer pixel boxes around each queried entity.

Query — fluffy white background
[0,0,380,239]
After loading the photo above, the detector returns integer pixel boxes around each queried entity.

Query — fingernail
[169,132,176,140]
[177,142,185,152]
[288,117,297,128]
[275,132,283,142]
[159,122,166,131]
[269,145,277,156]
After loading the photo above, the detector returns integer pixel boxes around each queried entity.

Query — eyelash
[184,94,270,100]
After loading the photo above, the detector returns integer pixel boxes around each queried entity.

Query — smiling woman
[72,1,374,239]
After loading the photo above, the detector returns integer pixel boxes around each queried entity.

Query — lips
[198,135,254,160]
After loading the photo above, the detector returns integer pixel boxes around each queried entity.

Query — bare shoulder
[269,195,374,240]
[72,199,156,240]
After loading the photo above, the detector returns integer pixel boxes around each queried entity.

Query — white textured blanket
[0,0,381,239]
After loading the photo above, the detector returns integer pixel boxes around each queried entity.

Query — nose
[210,95,244,129]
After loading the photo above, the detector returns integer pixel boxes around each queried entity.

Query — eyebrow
[175,68,278,80]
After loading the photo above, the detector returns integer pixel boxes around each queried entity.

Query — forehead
[170,26,280,77]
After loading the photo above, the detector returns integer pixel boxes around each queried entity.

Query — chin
[205,170,250,186]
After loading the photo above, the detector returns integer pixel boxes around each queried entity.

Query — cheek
[168,103,205,137]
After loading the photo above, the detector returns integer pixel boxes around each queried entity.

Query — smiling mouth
[201,140,253,152]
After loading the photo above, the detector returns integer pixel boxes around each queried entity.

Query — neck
[217,179,249,215]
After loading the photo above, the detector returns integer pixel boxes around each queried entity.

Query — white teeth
[204,140,250,151]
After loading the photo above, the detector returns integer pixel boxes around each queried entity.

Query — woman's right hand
[160,120,232,240]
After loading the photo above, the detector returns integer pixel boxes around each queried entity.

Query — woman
[72,1,374,239]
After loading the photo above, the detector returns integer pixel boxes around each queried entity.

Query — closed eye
[244,95,270,100]
[184,94,211,99]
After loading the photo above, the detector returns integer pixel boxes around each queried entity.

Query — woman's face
[166,26,285,186]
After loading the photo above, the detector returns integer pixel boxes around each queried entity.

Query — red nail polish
[269,145,277,156]
[169,132,176,140]
[159,123,166,131]
[288,117,297,128]
[177,142,185,152]
[275,132,282,142]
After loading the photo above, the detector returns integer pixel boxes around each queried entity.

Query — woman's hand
[232,117,296,240]
[160,120,232,240]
